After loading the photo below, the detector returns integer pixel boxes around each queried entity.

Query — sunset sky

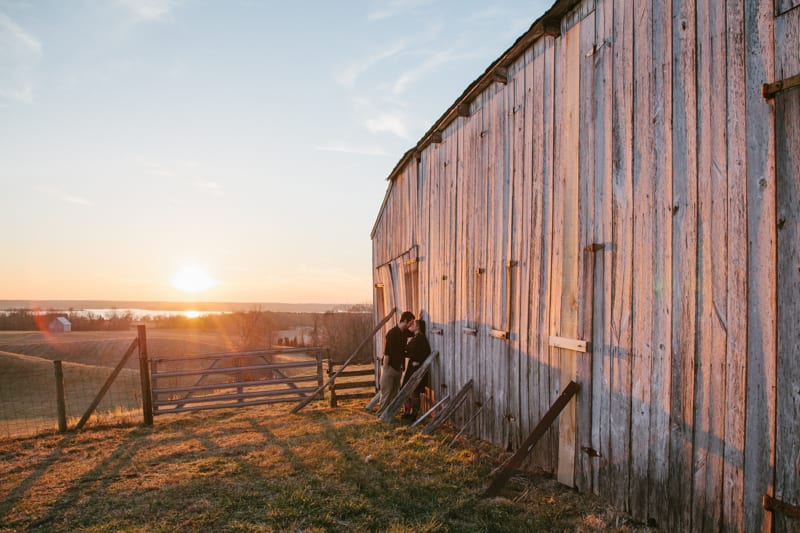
[0,0,549,305]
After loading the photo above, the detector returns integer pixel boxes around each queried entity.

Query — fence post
[137,325,153,426]
[327,357,336,407]
[53,360,67,432]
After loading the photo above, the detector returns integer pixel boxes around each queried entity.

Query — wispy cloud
[368,0,430,21]
[0,12,41,103]
[193,180,223,195]
[391,48,466,95]
[464,7,505,23]
[316,142,388,157]
[38,186,92,206]
[116,0,179,22]
[337,40,408,88]
[365,112,410,139]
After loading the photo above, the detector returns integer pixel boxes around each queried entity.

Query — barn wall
[370,0,794,530]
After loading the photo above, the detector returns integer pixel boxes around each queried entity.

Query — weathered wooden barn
[370,0,799,531]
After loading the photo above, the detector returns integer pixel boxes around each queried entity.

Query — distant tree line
[0,305,376,362]
[0,309,136,331]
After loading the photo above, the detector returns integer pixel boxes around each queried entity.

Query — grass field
[0,330,327,440]
[0,401,656,532]
[0,329,255,439]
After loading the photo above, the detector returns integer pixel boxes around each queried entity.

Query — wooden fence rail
[291,307,397,414]
[150,345,325,415]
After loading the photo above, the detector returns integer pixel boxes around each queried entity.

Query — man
[379,311,415,412]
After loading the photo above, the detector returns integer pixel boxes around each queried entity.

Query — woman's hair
[415,319,426,335]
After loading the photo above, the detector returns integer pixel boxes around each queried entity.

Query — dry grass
[0,401,658,532]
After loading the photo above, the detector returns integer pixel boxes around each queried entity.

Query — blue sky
[0,0,550,304]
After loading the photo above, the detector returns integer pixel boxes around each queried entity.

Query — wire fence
[0,350,143,440]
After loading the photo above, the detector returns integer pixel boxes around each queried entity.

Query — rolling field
[0,329,260,439]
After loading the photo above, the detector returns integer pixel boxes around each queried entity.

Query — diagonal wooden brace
[378,352,439,422]
[482,381,580,498]
[422,379,474,434]
[291,308,396,414]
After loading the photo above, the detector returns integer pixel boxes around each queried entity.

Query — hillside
[0,401,656,532]
[0,349,141,436]
[0,330,235,369]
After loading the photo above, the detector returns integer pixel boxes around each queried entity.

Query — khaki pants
[379,365,401,411]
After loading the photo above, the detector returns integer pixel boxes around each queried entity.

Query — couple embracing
[379,311,431,419]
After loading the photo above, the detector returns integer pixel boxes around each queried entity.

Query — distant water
[69,308,230,319]
[0,307,230,319]
[0,300,355,314]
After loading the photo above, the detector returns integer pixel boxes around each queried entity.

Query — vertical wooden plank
[482,85,500,446]
[450,114,461,410]
[610,0,634,511]
[539,37,559,471]
[554,20,581,488]
[489,82,510,447]
[419,152,429,317]
[471,101,485,435]
[482,85,506,446]
[694,0,713,527]
[648,0,673,526]
[529,39,555,470]
[694,0,729,529]
[549,28,567,483]
[428,145,443,391]
[723,0,747,530]
[515,48,535,454]
[668,0,698,529]
[508,54,529,452]
[774,10,800,533]
[630,0,655,521]
[456,110,468,412]
[592,0,614,499]
[576,9,596,495]
[461,100,480,436]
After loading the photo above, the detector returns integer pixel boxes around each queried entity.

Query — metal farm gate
[149,346,325,415]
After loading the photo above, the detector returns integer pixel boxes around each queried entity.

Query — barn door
[773,8,800,532]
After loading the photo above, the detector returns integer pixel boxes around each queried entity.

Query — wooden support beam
[291,307,396,414]
[542,20,561,37]
[422,379,474,434]
[490,329,508,340]
[456,103,471,117]
[449,396,492,448]
[411,394,450,427]
[763,495,800,519]
[378,352,438,421]
[763,72,800,99]
[492,67,509,85]
[77,338,140,430]
[462,327,478,336]
[548,335,591,353]
[482,381,580,498]
[430,131,443,144]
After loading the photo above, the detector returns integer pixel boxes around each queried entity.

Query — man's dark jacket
[384,325,411,371]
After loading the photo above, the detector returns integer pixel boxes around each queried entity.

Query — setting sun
[171,266,217,293]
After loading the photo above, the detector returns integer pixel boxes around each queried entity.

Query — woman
[401,319,432,419]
